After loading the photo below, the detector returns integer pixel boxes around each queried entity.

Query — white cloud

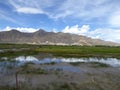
[90,28,120,42]
[62,25,120,43]
[1,26,38,33]
[52,28,58,33]
[62,25,90,35]
[51,0,114,19]
[109,11,120,27]
[17,7,44,14]
[7,0,120,26]
[8,0,55,15]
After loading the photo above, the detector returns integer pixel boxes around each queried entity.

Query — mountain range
[0,29,119,46]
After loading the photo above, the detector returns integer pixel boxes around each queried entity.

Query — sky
[0,0,120,43]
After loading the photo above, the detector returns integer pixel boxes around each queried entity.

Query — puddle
[14,56,61,65]
[15,56,39,65]
[60,58,120,67]
[1,56,120,67]
[14,56,120,67]
[0,56,120,74]
[0,61,18,75]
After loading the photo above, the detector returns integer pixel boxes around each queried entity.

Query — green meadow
[0,44,120,58]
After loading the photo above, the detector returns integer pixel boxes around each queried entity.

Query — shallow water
[45,66,81,72]
[61,58,120,67]
[0,56,120,74]
[13,56,120,67]
[0,50,4,53]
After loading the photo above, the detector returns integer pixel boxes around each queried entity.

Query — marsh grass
[0,44,120,58]
[36,45,120,58]
[20,63,48,74]
[69,62,86,66]
[69,62,109,67]
[51,82,72,90]
[0,86,16,90]
[41,62,57,65]
[90,62,110,68]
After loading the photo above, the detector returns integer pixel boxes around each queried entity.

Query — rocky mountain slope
[0,29,119,46]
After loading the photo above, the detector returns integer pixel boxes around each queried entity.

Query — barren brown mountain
[0,29,119,46]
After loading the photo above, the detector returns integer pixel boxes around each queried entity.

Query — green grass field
[0,44,120,58]
[35,45,120,58]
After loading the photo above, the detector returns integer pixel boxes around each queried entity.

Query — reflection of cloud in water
[0,50,4,53]
[15,56,40,65]
[15,56,61,64]
[99,58,120,67]
[0,56,120,74]
[0,61,18,75]
[15,56,38,62]
[14,56,120,67]
[61,58,120,67]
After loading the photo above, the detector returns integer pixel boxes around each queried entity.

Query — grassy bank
[0,44,120,58]
[35,45,120,58]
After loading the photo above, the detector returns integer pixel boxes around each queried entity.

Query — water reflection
[61,58,120,67]
[0,60,18,75]
[1,56,120,67]
[0,50,4,53]
[0,56,120,74]
[45,66,80,72]
[14,56,120,67]
[14,56,61,65]
[15,56,39,65]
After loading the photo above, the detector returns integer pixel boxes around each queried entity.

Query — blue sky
[0,0,120,43]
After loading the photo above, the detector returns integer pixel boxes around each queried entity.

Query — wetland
[0,44,120,90]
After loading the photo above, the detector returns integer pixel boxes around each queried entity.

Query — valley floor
[0,44,120,90]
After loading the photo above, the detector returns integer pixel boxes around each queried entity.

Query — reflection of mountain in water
[0,56,120,75]
[0,56,120,67]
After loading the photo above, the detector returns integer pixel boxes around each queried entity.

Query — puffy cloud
[62,25,120,43]
[52,28,58,33]
[1,26,38,33]
[90,28,120,42]
[62,25,90,35]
